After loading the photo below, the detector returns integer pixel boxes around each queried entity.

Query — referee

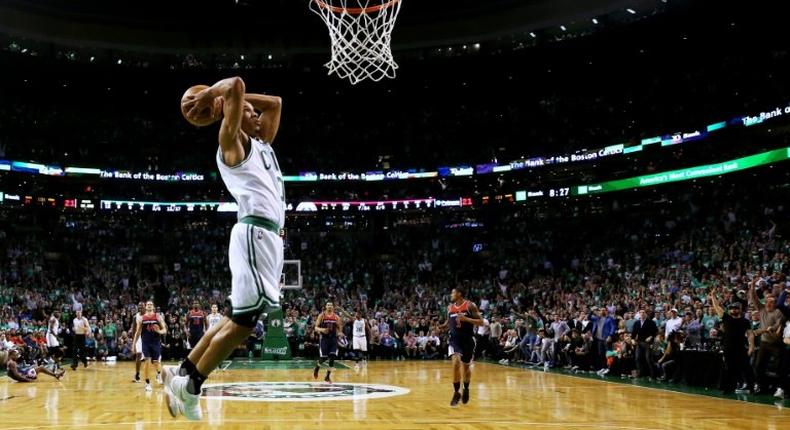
[71,310,91,370]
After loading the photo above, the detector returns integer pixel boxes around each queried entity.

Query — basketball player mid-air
[165,76,284,421]
[133,300,167,392]
[444,286,483,406]
[313,302,343,383]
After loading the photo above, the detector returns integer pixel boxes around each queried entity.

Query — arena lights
[1,102,789,184]
[64,167,102,175]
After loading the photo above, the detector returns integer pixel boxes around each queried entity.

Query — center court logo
[201,382,410,402]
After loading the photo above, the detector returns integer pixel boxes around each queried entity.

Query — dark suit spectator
[632,309,659,379]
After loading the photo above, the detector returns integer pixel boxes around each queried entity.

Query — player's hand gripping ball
[181,85,223,127]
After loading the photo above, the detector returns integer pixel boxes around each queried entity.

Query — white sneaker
[774,388,785,399]
[145,383,152,392]
[171,375,203,421]
[162,365,178,390]
[164,384,183,418]
[601,369,610,376]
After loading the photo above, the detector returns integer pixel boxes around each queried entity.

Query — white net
[310,0,403,85]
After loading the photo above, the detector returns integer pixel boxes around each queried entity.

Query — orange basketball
[180,85,223,127]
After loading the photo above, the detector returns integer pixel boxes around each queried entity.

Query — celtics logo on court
[202,382,409,402]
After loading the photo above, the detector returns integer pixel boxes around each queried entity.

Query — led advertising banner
[4,102,788,184]
[98,197,472,213]
[575,147,790,195]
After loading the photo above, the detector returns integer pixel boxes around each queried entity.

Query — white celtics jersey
[216,136,285,229]
[353,319,367,337]
[207,313,222,330]
[48,317,60,335]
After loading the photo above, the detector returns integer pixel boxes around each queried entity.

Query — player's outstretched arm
[184,77,247,166]
[245,93,282,144]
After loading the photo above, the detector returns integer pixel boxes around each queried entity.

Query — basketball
[180,85,223,127]
[26,368,37,380]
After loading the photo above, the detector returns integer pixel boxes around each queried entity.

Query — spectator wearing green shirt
[103,320,118,354]
[701,306,719,345]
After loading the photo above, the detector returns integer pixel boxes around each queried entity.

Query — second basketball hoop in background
[310,0,403,85]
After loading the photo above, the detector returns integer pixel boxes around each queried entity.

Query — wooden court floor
[1,360,789,430]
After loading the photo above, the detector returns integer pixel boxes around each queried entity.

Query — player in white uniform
[46,311,64,368]
[166,76,283,421]
[131,302,145,383]
[207,304,223,331]
[352,312,369,371]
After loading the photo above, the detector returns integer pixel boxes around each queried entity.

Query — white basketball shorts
[228,221,283,316]
[46,333,60,348]
[353,336,368,352]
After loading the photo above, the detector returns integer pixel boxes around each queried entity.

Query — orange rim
[313,0,400,15]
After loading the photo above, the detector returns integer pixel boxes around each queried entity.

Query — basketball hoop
[310,0,403,85]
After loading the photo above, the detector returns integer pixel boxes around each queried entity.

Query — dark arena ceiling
[0,0,658,55]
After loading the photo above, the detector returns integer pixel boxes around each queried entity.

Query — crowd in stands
[2,176,789,397]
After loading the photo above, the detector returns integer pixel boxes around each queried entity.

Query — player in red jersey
[133,301,168,392]
[186,302,208,351]
[443,286,483,406]
[313,302,343,383]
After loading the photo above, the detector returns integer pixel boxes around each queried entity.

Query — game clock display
[548,188,570,198]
